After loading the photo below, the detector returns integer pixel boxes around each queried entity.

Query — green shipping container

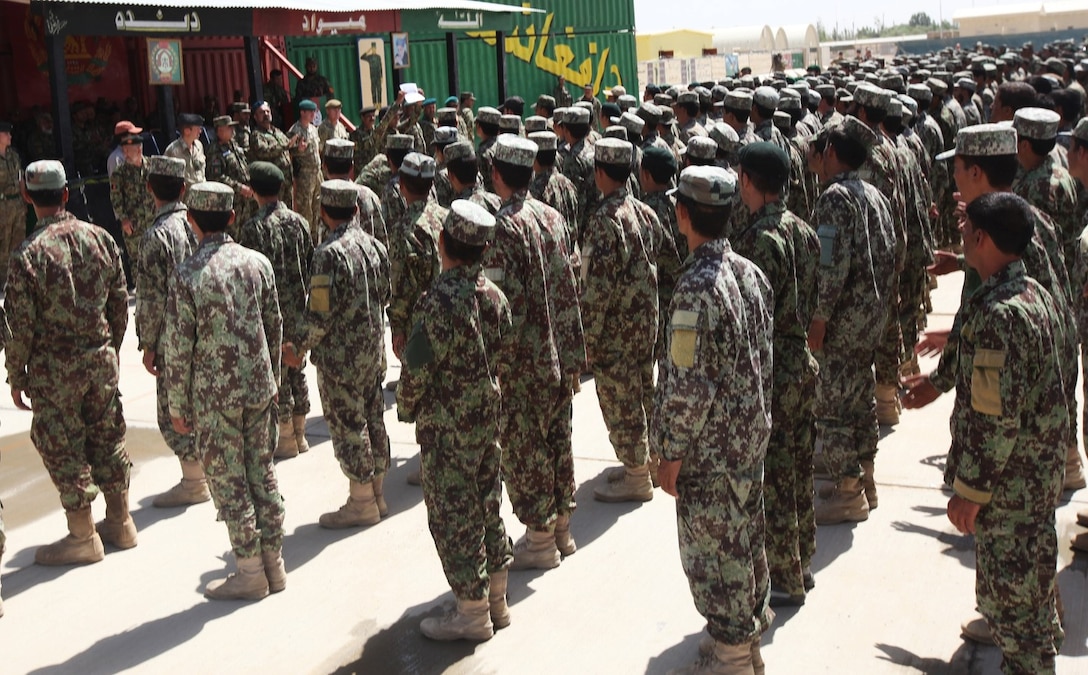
[286,35,389,123]
[401,0,635,35]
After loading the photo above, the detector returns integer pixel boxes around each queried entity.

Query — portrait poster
[357,37,388,109]
[147,38,184,85]
[392,32,410,69]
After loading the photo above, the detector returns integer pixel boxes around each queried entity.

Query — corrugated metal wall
[488,0,635,34]
[178,37,254,115]
[286,36,366,120]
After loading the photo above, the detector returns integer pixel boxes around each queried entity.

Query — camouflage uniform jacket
[356,153,391,194]
[477,137,498,192]
[936,99,963,152]
[5,211,128,390]
[396,264,509,435]
[482,191,586,384]
[137,202,196,352]
[893,135,936,267]
[651,235,773,483]
[679,119,708,144]
[632,195,683,324]
[164,233,281,422]
[248,126,294,185]
[559,137,598,243]
[434,169,455,207]
[235,125,251,153]
[811,171,897,349]
[947,259,1069,527]
[581,188,659,363]
[298,221,390,384]
[206,140,251,195]
[1013,157,1079,275]
[458,108,476,141]
[387,198,449,339]
[530,166,580,247]
[318,118,349,156]
[109,158,155,234]
[754,119,790,154]
[287,121,321,173]
[397,118,427,154]
[352,183,389,248]
[237,201,313,344]
[164,138,206,187]
[419,117,436,156]
[454,184,502,215]
[731,201,820,380]
[859,134,908,269]
[0,146,21,196]
[381,175,406,227]
[352,126,379,176]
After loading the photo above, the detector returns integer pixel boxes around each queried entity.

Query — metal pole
[496,31,507,103]
[45,33,73,176]
[446,32,460,99]
[244,36,265,104]
[160,86,176,146]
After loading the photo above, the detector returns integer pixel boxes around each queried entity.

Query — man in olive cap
[0,120,25,284]
[248,100,294,208]
[164,181,285,601]
[319,99,350,156]
[207,115,254,233]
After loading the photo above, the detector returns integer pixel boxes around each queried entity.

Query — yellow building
[636,29,715,61]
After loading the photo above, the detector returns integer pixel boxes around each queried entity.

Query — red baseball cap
[114,120,143,135]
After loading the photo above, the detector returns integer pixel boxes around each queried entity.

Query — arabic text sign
[34,3,252,36]
[147,38,183,85]
[252,9,396,37]
[399,9,514,34]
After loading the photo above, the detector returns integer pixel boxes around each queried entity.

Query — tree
[909,12,933,27]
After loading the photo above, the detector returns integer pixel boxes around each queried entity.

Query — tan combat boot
[1077,508,1088,527]
[510,528,561,570]
[319,480,381,529]
[488,569,510,629]
[671,639,755,674]
[35,507,105,566]
[1071,531,1088,554]
[960,613,995,645]
[1064,445,1086,491]
[751,639,765,675]
[860,459,878,510]
[292,414,310,454]
[97,490,138,549]
[373,473,389,517]
[814,477,869,525]
[594,464,654,502]
[152,459,211,507]
[555,513,577,556]
[204,556,269,601]
[274,420,298,459]
[420,597,494,641]
[262,549,287,593]
[875,383,901,426]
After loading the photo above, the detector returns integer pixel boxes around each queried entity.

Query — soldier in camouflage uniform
[733,143,821,604]
[444,141,501,215]
[352,106,379,177]
[480,136,585,570]
[318,99,350,157]
[249,101,294,209]
[527,131,579,252]
[229,102,251,152]
[583,138,659,503]
[163,181,285,601]
[928,78,965,248]
[323,139,388,247]
[653,166,773,674]
[806,119,897,526]
[6,160,134,566]
[284,180,392,527]
[475,107,502,193]
[237,162,314,460]
[109,133,154,286]
[557,107,598,244]
[752,88,790,153]
[943,193,1067,675]
[397,200,513,642]
[163,113,207,188]
[419,98,437,156]
[458,92,476,141]
[206,116,255,236]
[380,134,418,229]
[288,100,323,243]
[0,122,24,285]
[138,156,209,508]
[432,126,461,208]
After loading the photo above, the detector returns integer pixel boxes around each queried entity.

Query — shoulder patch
[816,224,837,267]
[670,309,700,369]
[482,267,505,284]
[970,348,1006,416]
[309,274,332,313]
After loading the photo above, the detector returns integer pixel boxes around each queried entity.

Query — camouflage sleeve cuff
[929,368,955,394]
[952,477,992,505]
[8,371,28,390]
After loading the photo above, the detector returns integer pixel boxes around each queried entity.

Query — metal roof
[24,0,539,11]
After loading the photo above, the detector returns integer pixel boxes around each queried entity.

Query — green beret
[299,100,318,111]
[249,161,285,184]
[641,145,677,174]
[737,142,790,188]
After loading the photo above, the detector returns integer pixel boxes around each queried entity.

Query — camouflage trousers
[196,399,285,558]
[31,369,130,511]
[156,370,197,462]
[500,379,576,530]
[676,474,772,645]
[276,363,311,422]
[898,263,929,349]
[765,365,817,597]
[0,199,26,285]
[874,290,906,387]
[814,348,878,479]
[294,171,322,244]
[316,371,390,483]
[123,233,144,287]
[421,429,513,601]
[593,355,653,468]
[977,520,1063,675]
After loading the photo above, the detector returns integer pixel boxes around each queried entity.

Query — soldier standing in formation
[109,132,154,286]
[206,116,255,235]
[322,139,387,246]
[318,99,350,157]
[288,100,323,243]
[164,181,285,601]
[249,101,294,209]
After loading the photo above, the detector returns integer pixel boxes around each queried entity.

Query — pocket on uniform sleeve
[816,225,837,267]
[670,309,699,369]
[309,274,332,313]
[971,348,1006,416]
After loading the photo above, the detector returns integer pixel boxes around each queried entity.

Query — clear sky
[632,0,993,33]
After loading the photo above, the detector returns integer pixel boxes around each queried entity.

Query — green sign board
[399,9,515,35]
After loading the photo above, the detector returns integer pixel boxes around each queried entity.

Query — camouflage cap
[493,135,537,167]
[444,140,476,162]
[147,155,186,178]
[320,179,360,208]
[444,199,496,246]
[880,73,906,93]
[885,97,903,117]
[186,181,234,212]
[436,107,459,126]
[660,107,675,123]
[552,107,568,125]
[955,77,977,93]
[836,115,879,151]
[899,94,919,117]
[618,111,645,135]
[710,123,740,152]
[594,137,632,166]
[667,165,736,206]
[524,115,548,133]
[925,77,949,97]
[499,114,523,134]
[636,102,662,126]
[1073,117,1088,142]
[434,126,459,146]
[723,90,753,111]
[618,94,638,111]
[477,106,502,126]
[324,138,355,160]
[753,86,779,109]
[685,136,718,160]
[400,152,436,178]
[528,130,558,151]
[536,94,556,109]
[565,107,591,125]
[653,93,674,106]
[772,111,792,130]
[1013,107,1060,140]
[935,123,1017,161]
[248,161,284,184]
[677,91,699,105]
[604,126,628,141]
[212,115,237,128]
[778,94,801,111]
[907,83,933,103]
[386,134,416,150]
[24,160,66,191]
[816,84,836,98]
[853,84,892,109]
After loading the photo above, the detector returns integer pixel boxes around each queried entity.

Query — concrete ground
[0,271,1086,675]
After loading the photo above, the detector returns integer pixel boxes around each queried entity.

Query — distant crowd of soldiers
[3,36,1088,673]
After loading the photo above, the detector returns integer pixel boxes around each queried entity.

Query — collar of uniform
[691,235,732,259]
[197,231,232,249]
[600,187,629,204]
[439,262,484,284]
[154,201,187,219]
[746,200,787,231]
[971,258,1026,302]
[36,211,75,230]
[502,189,529,208]
[826,170,860,186]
